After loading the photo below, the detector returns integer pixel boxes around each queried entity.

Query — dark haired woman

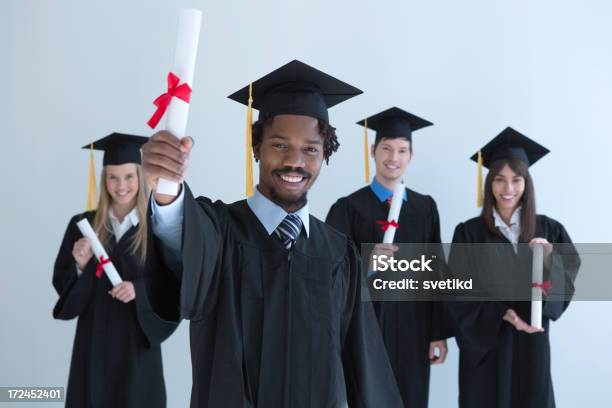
[448,127,580,408]
[52,134,177,408]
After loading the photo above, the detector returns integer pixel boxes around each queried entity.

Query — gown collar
[369,176,408,203]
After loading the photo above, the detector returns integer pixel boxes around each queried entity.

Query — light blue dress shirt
[246,187,310,238]
[369,177,408,203]
[150,184,309,257]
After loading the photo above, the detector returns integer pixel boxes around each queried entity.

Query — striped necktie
[274,214,303,249]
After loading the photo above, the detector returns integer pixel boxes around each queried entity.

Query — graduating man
[141,61,404,407]
[326,107,451,408]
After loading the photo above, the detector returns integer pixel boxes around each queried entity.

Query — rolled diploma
[382,181,405,244]
[530,243,544,328]
[157,8,202,196]
[76,219,123,287]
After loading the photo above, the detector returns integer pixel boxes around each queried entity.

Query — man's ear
[370,143,376,158]
[253,143,260,162]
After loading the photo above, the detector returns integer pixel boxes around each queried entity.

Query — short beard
[268,187,308,211]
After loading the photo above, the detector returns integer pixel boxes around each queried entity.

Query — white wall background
[1,0,611,406]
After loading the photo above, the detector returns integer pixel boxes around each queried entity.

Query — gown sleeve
[52,214,97,320]
[143,183,227,323]
[133,275,179,346]
[428,197,454,341]
[542,221,581,321]
[340,239,404,407]
[446,222,507,363]
[325,199,354,238]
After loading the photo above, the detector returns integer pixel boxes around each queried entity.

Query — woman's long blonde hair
[92,164,149,265]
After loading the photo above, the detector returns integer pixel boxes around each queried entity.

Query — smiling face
[372,137,412,184]
[254,114,324,212]
[104,163,139,207]
[491,163,525,213]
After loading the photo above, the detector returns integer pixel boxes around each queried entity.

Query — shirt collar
[109,207,139,227]
[492,206,521,229]
[370,177,408,203]
[247,186,310,237]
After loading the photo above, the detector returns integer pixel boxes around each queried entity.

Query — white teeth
[280,174,303,183]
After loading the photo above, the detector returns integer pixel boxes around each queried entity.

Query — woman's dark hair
[481,158,536,242]
[251,117,339,164]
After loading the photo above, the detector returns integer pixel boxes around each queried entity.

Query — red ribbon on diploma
[96,255,111,279]
[147,72,192,129]
[532,280,552,296]
[376,220,399,232]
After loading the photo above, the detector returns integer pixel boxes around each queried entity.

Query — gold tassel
[86,143,97,210]
[245,82,254,197]
[477,150,484,208]
[363,118,370,184]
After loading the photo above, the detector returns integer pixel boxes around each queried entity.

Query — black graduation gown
[143,184,404,408]
[447,215,580,408]
[52,211,178,408]
[326,186,451,408]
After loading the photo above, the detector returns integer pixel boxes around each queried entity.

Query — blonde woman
[53,133,177,408]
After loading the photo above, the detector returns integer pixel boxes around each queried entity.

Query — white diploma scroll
[382,181,405,244]
[157,8,202,196]
[530,243,544,329]
[76,219,123,287]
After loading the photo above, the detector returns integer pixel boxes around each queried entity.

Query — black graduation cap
[353,107,433,184]
[227,59,362,123]
[228,60,362,197]
[470,127,550,169]
[82,133,148,166]
[357,107,433,142]
[471,127,550,208]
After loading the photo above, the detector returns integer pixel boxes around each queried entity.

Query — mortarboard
[356,107,433,183]
[472,127,550,207]
[228,60,362,196]
[82,133,149,166]
[81,133,148,210]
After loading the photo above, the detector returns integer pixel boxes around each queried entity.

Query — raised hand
[142,131,193,204]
